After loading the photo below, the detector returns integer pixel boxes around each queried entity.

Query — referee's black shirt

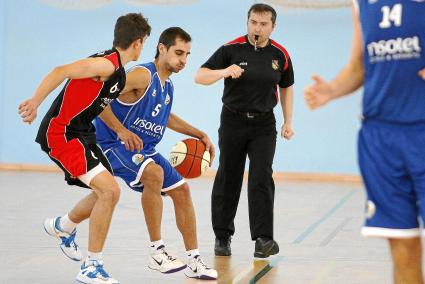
[201,35,294,113]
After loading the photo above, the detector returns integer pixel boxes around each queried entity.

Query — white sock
[186,248,200,260]
[59,214,78,234]
[150,239,165,252]
[86,251,103,264]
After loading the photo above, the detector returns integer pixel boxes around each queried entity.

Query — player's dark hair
[113,13,151,49]
[248,3,277,24]
[154,27,191,59]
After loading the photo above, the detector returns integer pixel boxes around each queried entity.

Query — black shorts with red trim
[38,137,112,189]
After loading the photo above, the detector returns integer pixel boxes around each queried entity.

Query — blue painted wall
[0,0,361,174]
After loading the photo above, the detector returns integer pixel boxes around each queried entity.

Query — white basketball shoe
[76,259,119,284]
[148,245,187,273]
[43,217,83,261]
[184,255,218,280]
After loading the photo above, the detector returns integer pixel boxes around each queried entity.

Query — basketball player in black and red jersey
[18,13,151,284]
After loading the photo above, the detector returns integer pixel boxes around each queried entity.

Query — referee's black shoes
[254,237,279,258]
[214,237,231,256]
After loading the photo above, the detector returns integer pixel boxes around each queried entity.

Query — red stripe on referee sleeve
[275,84,279,103]
[225,36,246,46]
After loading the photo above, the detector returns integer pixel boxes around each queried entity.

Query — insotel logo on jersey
[367,36,421,63]
[131,117,165,135]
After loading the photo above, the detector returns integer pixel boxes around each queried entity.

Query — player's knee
[178,183,190,199]
[142,163,164,188]
[170,183,191,202]
[98,186,121,205]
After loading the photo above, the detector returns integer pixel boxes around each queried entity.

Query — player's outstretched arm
[18,57,115,124]
[280,86,294,140]
[194,65,244,85]
[99,105,143,152]
[304,4,364,110]
[167,113,215,163]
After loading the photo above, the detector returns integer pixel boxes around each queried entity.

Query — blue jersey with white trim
[95,62,174,154]
[356,0,425,123]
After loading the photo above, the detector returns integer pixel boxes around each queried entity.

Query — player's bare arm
[98,67,151,152]
[18,57,115,124]
[99,105,143,152]
[280,86,294,140]
[194,65,244,85]
[119,67,151,103]
[167,113,215,163]
[304,6,364,110]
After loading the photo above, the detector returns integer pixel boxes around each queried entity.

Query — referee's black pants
[212,106,276,241]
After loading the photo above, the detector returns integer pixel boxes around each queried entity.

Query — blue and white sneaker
[43,217,83,261]
[76,260,119,284]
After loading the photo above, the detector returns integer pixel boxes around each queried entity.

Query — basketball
[169,138,211,178]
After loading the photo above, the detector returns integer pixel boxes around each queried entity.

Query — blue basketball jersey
[95,62,174,154]
[355,0,425,123]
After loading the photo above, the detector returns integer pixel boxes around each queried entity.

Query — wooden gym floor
[1,171,395,283]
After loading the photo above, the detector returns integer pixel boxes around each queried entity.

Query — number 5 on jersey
[152,104,162,117]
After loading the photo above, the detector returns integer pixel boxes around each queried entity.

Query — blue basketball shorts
[359,120,425,238]
[103,144,185,193]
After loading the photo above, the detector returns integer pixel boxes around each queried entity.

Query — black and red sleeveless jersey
[36,48,126,148]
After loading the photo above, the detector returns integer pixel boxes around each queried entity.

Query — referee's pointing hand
[222,64,244,79]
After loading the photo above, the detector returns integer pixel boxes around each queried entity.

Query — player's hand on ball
[170,138,211,178]
[117,128,143,152]
[200,135,215,164]
[281,122,294,140]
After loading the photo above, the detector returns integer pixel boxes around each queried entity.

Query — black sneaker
[215,237,231,256]
[254,237,279,258]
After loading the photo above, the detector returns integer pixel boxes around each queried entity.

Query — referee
[195,3,294,258]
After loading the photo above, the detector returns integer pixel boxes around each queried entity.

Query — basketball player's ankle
[186,248,200,260]
[59,213,78,233]
[85,251,103,265]
[150,239,165,252]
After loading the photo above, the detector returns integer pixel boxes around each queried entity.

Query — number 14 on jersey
[379,3,402,28]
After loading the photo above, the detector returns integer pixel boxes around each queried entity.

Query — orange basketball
[169,138,211,178]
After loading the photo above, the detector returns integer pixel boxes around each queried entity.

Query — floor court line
[232,265,257,284]
[247,256,284,284]
[319,217,352,247]
[244,189,357,283]
[292,188,357,244]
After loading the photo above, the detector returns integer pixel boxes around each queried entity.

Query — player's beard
[169,63,183,73]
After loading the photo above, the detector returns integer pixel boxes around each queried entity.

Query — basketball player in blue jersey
[94,27,218,280]
[305,1,425,283]
[18,14,151,284]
